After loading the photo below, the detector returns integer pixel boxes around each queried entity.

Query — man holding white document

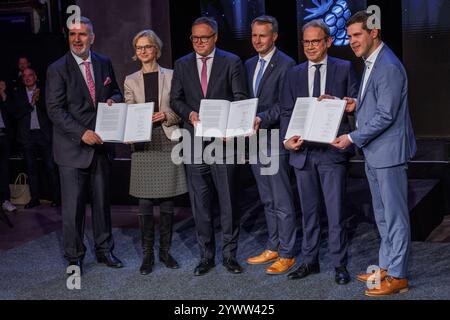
[280,20,358,284]
[46,17,123,274]
[243,15,298,275]
[170,17,248,276]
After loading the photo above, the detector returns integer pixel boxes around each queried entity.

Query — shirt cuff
[347,134,354,143]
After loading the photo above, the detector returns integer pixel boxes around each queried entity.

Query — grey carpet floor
[1,212,450,300]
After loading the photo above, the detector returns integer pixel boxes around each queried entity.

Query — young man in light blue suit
[332,11,417,297]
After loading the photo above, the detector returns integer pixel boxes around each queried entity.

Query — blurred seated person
[11,56,31,90]
[11,68,60,208]
[0,79,17,212]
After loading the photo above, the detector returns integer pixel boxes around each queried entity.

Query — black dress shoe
[223,258,243,274]
[160,252,179,269]
[335,266,351,285]
[194,259,215,276]
[140,252,154,275]
[287,263,320,280]
[25,199,40,209]
[67,259,83,276]
[96,252,123,268]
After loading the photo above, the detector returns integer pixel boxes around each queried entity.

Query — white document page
[225,98,258,138]
[95,103,128,142]
[306,99,346,143]
[285,97,315,140]
[196,99,230,137]
[123,103,154,143]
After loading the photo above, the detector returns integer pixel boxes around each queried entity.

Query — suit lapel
[359,45,386,107]
[158,66,164,110]
[256,51,278,97]
[299,63,309,97]
[187,53,204,97]
[136,70,145,104]
[325,57,336,95]
[248,56,258,98]
[357,67,365,102]
[207,49,224,98]
[91,53,103,105]
[66,53,94,107]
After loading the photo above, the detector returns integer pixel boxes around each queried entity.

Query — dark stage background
[0,0,449,215]
[1,0,448,139]
[402,0,450,138]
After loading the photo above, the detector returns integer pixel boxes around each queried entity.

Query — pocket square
[103,77,112,86]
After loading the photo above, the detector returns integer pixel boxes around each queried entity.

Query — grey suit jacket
[350,45,417,168]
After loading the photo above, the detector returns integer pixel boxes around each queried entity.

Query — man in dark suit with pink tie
[46,17,123,274]
[170,17,248,276]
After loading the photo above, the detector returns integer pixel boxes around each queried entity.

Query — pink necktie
[83,61,96,106]
[200,57,210,97]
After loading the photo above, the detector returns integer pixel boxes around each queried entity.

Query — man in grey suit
[46,17,123,274]
[332,11,417,296]
[244,16,297,275]
[170,17,248,276]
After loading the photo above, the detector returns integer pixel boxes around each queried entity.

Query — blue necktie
[312,64,322,98]
[254,58,266,97]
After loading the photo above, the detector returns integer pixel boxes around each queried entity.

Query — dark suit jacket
[280,56,359,169]
[11,86,52,145]
[46,52,122,169]
[245,49,296,155]
[0,96,14,135]
[170,48,248,138]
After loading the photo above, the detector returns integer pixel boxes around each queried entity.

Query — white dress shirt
[360,42,384,98]
[348,42,384,143]
[308,56,328,97]
[252,46,277,94]
[26,85,40,130]
[71,51,95,85]
[196,49,216,86]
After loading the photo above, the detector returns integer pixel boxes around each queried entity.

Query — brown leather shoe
[246,250,278,265]
[266,258,296,275]
[365,276,409,297]
[356,268,387,283]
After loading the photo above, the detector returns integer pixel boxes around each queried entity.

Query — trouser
[59,153,114,261]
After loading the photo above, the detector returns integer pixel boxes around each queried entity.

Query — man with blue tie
[332,11,417,296]
[280,19,358,285]
[244,16,298,275]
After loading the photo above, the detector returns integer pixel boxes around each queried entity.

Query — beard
[70,44,89,58]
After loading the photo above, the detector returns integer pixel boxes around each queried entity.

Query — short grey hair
[69,16,94,35]
[132,29,163,61]
[302,19,330,38]
[192,16,218,34]
[251,15,279,33]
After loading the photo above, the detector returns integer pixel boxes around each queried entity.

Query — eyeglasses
[135,44,156,52]
[301,37,327,47]
[190,33,216,44]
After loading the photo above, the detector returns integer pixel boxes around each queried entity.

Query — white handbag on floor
[10,173,31,206]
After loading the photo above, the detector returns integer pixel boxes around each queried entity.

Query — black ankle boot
[138,214,155,275]
[140,252,155,275]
